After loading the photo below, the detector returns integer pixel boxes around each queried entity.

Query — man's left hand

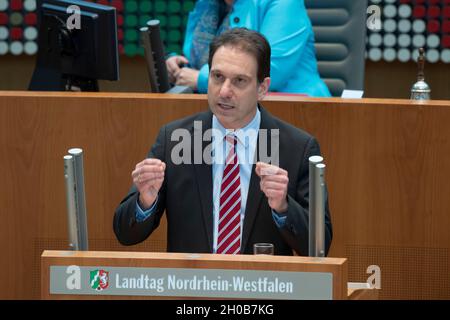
[255,162,289,213]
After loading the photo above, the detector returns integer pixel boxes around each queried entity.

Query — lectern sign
[51,265,333,300]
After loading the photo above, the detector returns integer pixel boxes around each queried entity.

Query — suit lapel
[241,106,278,252]
[191,111,214,252]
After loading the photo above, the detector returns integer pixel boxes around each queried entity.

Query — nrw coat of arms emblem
[90,269,109,291]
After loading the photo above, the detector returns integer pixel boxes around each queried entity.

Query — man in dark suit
[113,28,332,256]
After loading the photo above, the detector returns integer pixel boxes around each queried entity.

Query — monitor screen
[29,0,119,91]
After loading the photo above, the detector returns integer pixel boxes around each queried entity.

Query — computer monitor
[29,0,119,91]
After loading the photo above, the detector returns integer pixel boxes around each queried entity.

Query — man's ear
[258,77,271,100]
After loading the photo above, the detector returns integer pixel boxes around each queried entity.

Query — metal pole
[314,163,326,257]
[68,148,89,250]
[308,155,323,256]
[63,155,78,250]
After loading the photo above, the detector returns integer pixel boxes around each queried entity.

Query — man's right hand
[166,55,189,83]
[132,158,166,210]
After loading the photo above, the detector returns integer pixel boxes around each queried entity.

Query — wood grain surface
[1,92,450,299]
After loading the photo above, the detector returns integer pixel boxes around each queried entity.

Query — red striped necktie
[217,134,242,254]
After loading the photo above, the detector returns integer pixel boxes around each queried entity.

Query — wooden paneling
[1,92,450,299]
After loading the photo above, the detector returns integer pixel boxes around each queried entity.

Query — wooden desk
[1,91,450,299]
[348,288,379,300]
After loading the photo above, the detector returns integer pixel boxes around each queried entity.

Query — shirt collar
[212,107,261,148]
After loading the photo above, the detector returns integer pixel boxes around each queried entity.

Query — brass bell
[410,48,431,100]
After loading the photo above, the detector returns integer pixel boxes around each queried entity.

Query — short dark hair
[208,28,271,83]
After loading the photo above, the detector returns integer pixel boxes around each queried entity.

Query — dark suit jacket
[113,106,332,256]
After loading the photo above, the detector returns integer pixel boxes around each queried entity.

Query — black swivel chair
[305,0,368,97]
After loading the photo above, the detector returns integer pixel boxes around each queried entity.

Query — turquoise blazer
[183,0,331,97]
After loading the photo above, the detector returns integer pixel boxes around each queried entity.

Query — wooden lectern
[41,250,376,300]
